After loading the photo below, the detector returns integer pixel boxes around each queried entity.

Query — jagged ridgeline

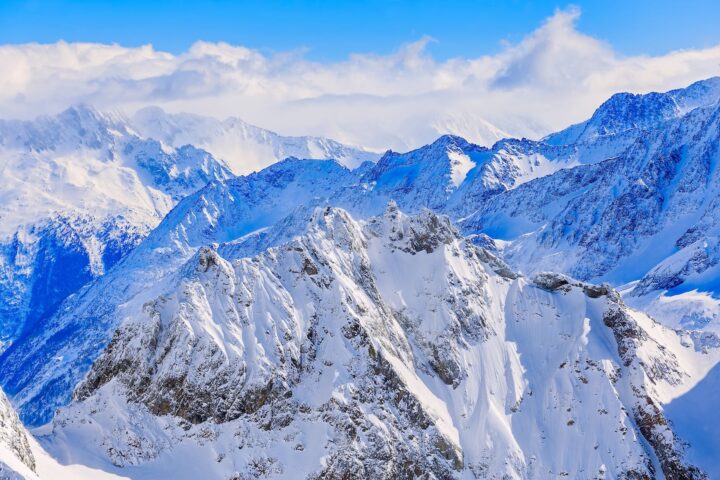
[0,78,718,479]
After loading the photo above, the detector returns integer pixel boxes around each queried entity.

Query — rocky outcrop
[603,305,706,479]
[71,208,471,475]
[533,272,611,298]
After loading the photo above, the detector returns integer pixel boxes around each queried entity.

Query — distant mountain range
[132,106,380,173]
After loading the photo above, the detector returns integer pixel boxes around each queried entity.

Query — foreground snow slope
[0,393,129,480]
[34,207,716,479]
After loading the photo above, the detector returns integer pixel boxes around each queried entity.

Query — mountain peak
[430,134,471,148]
[59,103,102,118]
[545,76,720,145]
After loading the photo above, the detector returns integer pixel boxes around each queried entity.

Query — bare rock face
[0,388,35,474]
[533,272,612,298]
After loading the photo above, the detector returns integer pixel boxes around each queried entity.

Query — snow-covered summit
[0,105,233,355]
[0,158,365,427]
[0,104,129,154]
[0,104,233,238]
[463,84,720,283]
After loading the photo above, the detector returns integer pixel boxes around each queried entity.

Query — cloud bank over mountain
[2,7,719,150]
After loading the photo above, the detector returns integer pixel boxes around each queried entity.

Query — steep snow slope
[625,288,720,336]
[35,207,716,479]
[0,387,35,479]
[131,107,380,173]
[0,105,233,352]
[0,387,127,480]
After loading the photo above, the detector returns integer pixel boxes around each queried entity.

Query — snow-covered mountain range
[0,78,720,479]
[131,107,380,173]
[0,105,376,355]
[463,77,720,335]
[0,105,233,354]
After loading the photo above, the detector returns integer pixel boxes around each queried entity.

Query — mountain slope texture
[0,78,719,479]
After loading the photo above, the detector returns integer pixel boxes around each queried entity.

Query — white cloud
[1,7,719,151]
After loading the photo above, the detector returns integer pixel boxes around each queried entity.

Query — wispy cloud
[2,7,719,150]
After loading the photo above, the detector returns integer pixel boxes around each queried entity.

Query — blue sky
[1,0,719,60]
[1,1,719,150]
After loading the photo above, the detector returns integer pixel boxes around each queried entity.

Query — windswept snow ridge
[0,105,233,354]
